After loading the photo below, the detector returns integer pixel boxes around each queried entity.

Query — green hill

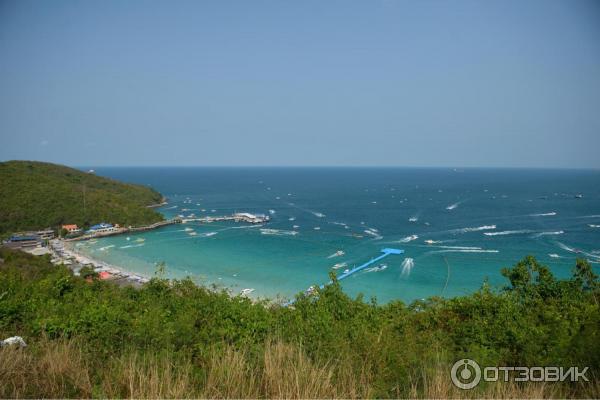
[0,160,165,234]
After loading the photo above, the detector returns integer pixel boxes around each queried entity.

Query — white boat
[188,232,198,236]
[184,227,194,232]
[424,239,436,244]
[269,209,276,214]
[135,238,145,242]
[240,288,255,296]
[343,269,350,274]
[289,217,296,221]
[314,227,321,230]
[327,250,345,258]
[293,225,300,229]
[332,262,347,270]
[409,217,418,222]
[549,253,560,258]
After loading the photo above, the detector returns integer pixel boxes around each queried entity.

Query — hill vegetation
[0,248,598,398]
[0,161,164,234]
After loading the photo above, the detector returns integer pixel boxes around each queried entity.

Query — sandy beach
[50,239,150,286]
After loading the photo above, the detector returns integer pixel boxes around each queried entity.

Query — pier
[66,212,268,241]
[181,212,269,224]
[285,248,404,306]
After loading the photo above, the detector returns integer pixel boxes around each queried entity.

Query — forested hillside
[0,161,164,234]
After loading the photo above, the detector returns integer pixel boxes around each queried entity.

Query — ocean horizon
[72,167,600,303]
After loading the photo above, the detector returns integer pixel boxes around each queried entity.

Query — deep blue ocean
[74,167,600,303]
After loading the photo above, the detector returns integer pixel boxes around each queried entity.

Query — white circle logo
[451,359,481,389]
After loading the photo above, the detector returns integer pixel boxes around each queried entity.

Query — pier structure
[66,212,268,241]
[181,212,269,224]
[285,248,404,307]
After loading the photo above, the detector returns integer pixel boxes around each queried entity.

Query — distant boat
[575,194,583,199]
[240,288,255,296]
[409,217,418,222]
[332,262,347,270]
[269,209,276,215]
[327,250,345,258]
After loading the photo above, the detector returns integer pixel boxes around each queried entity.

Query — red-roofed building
[62,224,81,233]
[98,271,112,280]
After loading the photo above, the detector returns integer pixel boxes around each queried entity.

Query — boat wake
[451,225,496,234]
[398,235,418,243]
[120,243,145,249]
[484,229,532,236]
[531,231,564,238]
[432,248,499,254]
[530,212,557,217]
[327,250,345,258]
[401,258,414,276]
[446,201,463,210]
[260,228,298,236]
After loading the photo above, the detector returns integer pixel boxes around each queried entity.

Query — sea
[73,167,600,304]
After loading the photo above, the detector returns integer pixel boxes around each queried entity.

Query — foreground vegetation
[0,248,598,398]
[0,161,164,235]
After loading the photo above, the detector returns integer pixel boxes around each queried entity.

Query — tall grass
[2,337,595,399]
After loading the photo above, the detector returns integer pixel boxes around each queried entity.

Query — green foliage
[0,160,164,234]
[0,248,598,397]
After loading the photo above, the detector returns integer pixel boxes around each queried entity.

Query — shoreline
[51,239,151,286]
[52,238,267,301]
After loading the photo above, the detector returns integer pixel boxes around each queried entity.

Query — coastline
[51,239,151,287]
[52,238,267,301]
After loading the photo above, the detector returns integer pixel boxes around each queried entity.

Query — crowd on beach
[48,239,150,286]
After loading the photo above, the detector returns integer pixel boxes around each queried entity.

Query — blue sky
[1,0,599,167]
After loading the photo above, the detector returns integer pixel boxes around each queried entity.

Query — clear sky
[1,0,599,168]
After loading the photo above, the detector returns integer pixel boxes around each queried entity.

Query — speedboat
[332,262,347,270]
[240,288,255,296]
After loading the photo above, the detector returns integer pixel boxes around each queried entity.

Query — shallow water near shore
[74,167,600,303]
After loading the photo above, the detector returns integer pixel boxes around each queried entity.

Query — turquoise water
[75,167,600,303]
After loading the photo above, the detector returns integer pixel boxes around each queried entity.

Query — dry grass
[1,338,596,398]
[100,352,196,398]
[262,340,372,399]
[0,338,92,399]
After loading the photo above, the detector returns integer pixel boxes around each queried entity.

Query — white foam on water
[434,245,483,250]
[203,232,218,237]
[446,201,462,210]
[432,249,499,254]
[557,242,576,253]
[119,243,145,249]
[530,212,557,217]
[401,258,414,276]
[484,230,533,236]
[531,231,564,238]
[451,225,496,234]
[398,235,419,243]
[99,245,115,251]
[260,228,298,236]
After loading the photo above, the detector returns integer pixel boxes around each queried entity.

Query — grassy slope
[0,160,164,234]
